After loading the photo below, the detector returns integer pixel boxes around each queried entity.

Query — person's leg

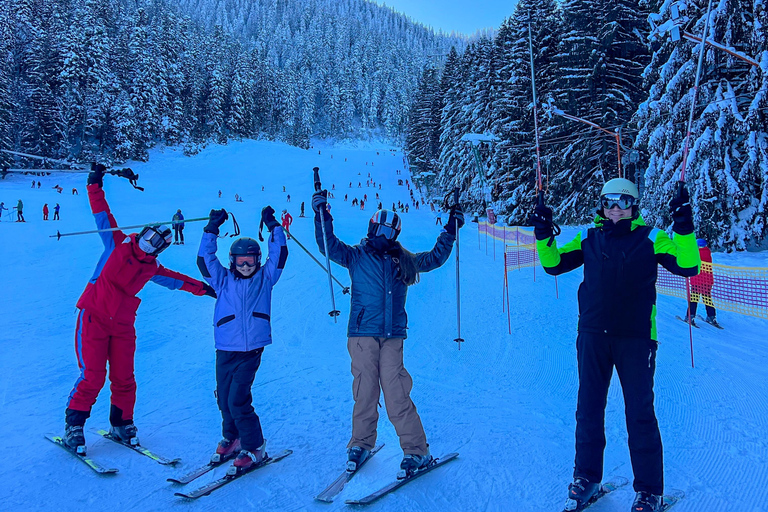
[216,350,240,442]
[107,321,138,425]
[347,337,382,450]
[67,311,110,423]
[614,337,663,495]
[179,228,184,244]
[379,338,428,455]
[574,332,614,483]
[228,349,265,452]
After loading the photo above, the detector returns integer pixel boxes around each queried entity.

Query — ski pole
[313,166,341,321]
[449,188,464,350]
[284,227,350,294]
[50,217,211,240]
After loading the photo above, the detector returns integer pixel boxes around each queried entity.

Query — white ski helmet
[600,178,639,199]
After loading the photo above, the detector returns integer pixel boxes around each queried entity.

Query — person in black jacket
[530,178,700,512]
[312,191,463,479]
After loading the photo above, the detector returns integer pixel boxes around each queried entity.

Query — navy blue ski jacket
[314,213,455,339]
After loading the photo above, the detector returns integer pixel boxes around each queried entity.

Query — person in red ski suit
[281,209,293,238]
[63,165,215,453]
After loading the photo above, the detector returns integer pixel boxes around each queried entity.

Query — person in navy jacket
[197,207,288,471]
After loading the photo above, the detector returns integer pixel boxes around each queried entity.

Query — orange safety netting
[479,221,768,320]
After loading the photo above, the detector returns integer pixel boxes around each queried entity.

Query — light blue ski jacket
[197,229,288,351]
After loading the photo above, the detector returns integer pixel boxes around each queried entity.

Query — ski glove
[204,209,228,235]
[529,204,555,241]
[261,206,279,231]
[445,206,465,236]
[182,280,217,298]
[312,190,331,220]
[87,163,106,187]
[670,184,694,235]
[113,167,138,182]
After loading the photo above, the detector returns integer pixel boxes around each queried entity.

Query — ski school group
[50,162,700,511]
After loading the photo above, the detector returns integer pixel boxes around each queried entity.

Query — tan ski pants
[347,336,428,456]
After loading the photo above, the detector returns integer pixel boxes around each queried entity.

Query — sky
[374,0,514,35]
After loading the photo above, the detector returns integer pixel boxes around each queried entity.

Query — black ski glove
[670,183,694,235]
[261,206,279,232]
[202,283,217,298]
[204,209,228,235]
[312,190,330,220]
[445,206,465,236]
[114,167,139,182]
[529,203,555,241]
[87,163,106,187]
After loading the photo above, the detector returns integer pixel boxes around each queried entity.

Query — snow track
[0,140,766,511]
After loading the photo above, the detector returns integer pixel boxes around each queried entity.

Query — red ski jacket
[76,184,211,324]
[690,246,714,292]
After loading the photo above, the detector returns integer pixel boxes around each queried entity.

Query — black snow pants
[574,332,663,495]
[174,226,184,243]
[216,348,264,452]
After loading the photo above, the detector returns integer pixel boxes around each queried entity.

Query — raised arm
[259,207,288,285]
[152,264,216,297]
[654,230,700,277]
[536,231,586,276]
[415,231,455,272]
[86,165,124,250]
[196,209,229,290]
[312,192,360,269]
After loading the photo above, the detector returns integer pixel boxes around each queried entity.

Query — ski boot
[228,441,267,475]
[397,452,433,480]
[705,315,721,328]
[64,424,86,455]
[110,422,139,446]
[564,476,600,510]
[346,446,370,473]
[211,437,241,463]
[632,491,662,512]
[682,314,697,327]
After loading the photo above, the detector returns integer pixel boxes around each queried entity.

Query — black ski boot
[632,491,662,512]
[346,446,370,473]
[64,424,86,455]
[397,452,433,479]
[705,315,721,328]
[564,477,600,509]
[110,422,139,446]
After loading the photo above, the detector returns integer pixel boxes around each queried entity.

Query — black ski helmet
[229,237,261,274]
[368,209,402,240]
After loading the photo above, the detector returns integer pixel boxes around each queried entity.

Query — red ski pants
[67,309,137,422]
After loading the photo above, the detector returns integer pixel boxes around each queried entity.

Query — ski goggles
[371,223,399,240]
[138,225,171,254]
[233,255,257,267]
[600,193,636,210]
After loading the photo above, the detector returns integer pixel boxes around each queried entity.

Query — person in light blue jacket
[197,206,288,473]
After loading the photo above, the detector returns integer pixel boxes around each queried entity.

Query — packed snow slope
[0,140,766,512]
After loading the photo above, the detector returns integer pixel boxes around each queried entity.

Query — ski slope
[0,140,766,512]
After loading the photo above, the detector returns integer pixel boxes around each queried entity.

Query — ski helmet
[229,237,261,275]
[137,224,172,256]
[368,209,402,240]
[697,238,708,248]
[600,178,639,199]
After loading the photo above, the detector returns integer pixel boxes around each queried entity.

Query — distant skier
[219,190,222,198]
[529,178,700,512]
[37,181,41,188]
[172,209,185,245]
[16,199,24,222]
[435,211,442,226]
[197,207,287,472]
[63,165,215,455]
[312,194,464,479]
[53,203,60,220]
[0,201,7,221]
[72,187,78,195]
[43,203,49,220]
[684,238,719,327]
[287,194,291,202]
[281,209,293,238]
[300,202,305,217]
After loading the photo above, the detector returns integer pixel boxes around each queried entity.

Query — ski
[675,315,699,328]
[344,452,458,506]
[696,315,724,329]
[174,449,293,499]
[96,429,180,466]
[44,434,119,475]
[167,452,237,484]
[562,477,629,512]
[661,489,685,511]
[315,444,385,503]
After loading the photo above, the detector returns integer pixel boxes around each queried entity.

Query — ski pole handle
[313,167,322,192]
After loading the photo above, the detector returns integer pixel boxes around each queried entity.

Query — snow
[459,133,500,145]
[1,140,767,511]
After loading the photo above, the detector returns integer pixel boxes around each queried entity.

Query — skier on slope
[312,192,464,479]
[172,209,185,245]
[64,165,215,454]
[197,208,288,472]
[529,178,700,512]
[683,238,719,327]
[281,209,293,239]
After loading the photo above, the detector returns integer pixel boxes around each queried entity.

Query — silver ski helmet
[137,224,172,256]
[229,237,261,273]
[600,178,639,199]
[599,178,640,213]
[368,209,402,240]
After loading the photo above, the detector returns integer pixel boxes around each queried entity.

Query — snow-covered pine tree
[405,66,441,194]
[634,0,766,249]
